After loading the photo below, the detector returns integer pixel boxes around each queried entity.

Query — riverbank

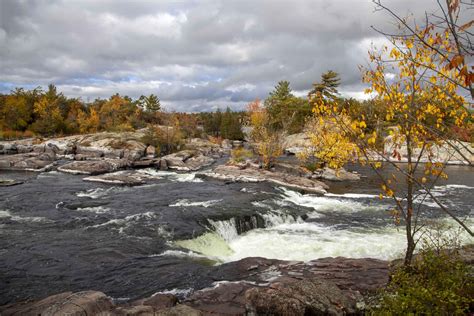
[2,245,472,315]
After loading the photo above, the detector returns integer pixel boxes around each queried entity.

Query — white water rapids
[174,186,474,263]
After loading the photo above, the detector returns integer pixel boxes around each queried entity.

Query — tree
[310,12,473,265]
[373,0,473,102]
[220,107,244,140]
[308,70,341,100]
[247,99,283,169]
[30,85,65,135]
[265,81,312,133]
[78,108,100,133]
[1,95,31,131]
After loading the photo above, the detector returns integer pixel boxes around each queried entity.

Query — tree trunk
[404,134,416,265]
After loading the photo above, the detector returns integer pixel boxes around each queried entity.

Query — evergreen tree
[309,70,341,100]
[144,94,161,113]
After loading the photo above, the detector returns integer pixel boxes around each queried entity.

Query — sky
[0,0,435,112]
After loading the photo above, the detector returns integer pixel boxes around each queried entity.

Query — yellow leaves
[368,131,377,146]
[359,121,367,129]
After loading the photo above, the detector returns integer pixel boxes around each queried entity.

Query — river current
[0,164,472,304]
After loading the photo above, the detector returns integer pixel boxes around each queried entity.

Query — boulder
[162,150,214,172]
[145,145,156,157]
[199,164,328,194]
[159,158,168,170]
[131,159,158,168]
[103,148,124,159]
[245,277,357,315]
[75,145,104,158]
[58,159,129,175]
[132,293,178,310]
[312,167,361,181]
[1,291,114,316]
[115,305,155,315]
[156,304,202,316]
[83,170,149,185]
[0,153,55,172]
[282,133,312,155]
[185,282,251,315]
[221,139,232,150]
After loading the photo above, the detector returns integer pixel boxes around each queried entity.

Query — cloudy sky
[0,0,434,111]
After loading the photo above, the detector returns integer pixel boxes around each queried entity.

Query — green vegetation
[372,226,473,315]
[0,85,246,142]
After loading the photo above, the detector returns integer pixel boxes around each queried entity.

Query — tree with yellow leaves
[247,98,283,169]
[310,5,473,265]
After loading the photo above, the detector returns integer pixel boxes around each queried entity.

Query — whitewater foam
[76,187,130,199]
[0,210,52,223]
[149,250,210,260]
[76,206,111,214]
[278,187,387,214]
[170,199,222,208]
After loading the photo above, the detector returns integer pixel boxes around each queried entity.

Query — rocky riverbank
[0,131,227,175]
[0,131,361,189]
[3,246,472,316]
[0,256,390,316]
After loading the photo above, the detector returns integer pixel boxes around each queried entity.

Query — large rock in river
[0,152,56,172]
[58,159,129,175]
[199,164,329,194]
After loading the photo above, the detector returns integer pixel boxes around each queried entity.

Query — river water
[0,164,472,304]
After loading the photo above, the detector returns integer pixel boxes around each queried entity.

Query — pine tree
[309,70,341,100]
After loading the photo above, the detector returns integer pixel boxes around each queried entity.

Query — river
[0,164,472,304]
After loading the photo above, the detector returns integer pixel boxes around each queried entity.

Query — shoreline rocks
[0,256,390,316]
[199,164,329,194]
[58,159,130,175]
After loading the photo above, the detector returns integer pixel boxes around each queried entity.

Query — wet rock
[58,159,129,175]
[156,304,203,316]
[183,155,214,171]
[83,171,147,185]
[130,158,159,168]
[199,164,328,194]
[159,158,168,170]
[162,150,214,171]
[245,277,357,315]
[0,179,23,187]
[312,167,361,181]
[44,291,114,315]
[0,152,55,172]
[132,293,178,310]
[186,282,251,315]
[115,305,155,315]
[1,291,114,316]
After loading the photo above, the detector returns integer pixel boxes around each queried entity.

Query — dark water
[0,164,472,304]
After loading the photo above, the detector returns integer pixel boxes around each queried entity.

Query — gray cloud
[0,0,437,111]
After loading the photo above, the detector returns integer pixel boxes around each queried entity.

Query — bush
[141,125,184,155]
[231,148,254,163]
[371,224,473,315]
[0,129,35,140]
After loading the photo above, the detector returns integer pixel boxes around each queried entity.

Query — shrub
[141,125,184,155]
[371,224,473,315]
[231,147,254,163]
[0,129,36,140]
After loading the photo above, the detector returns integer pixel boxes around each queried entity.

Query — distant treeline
[3,80,469,142]
[0,84,244,140]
